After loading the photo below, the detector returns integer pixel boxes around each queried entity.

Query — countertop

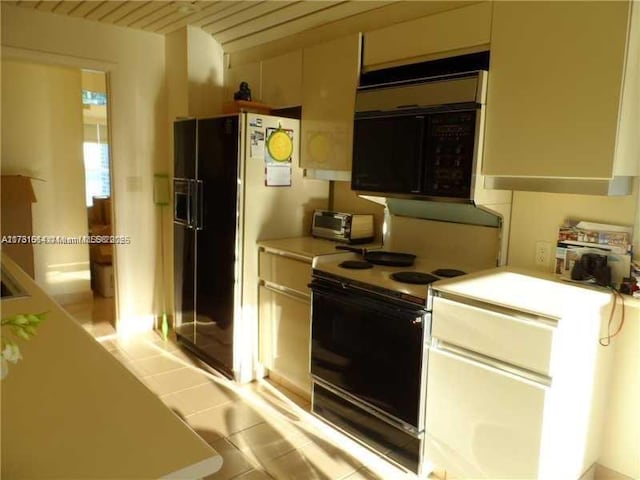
[433,265,640,318]
[0,255,222,479]
[258,236,381,262]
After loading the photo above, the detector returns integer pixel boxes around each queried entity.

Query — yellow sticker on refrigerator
[264,127,293,187]
[266,128,293,162]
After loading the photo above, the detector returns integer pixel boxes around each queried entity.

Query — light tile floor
[65,296,416,480]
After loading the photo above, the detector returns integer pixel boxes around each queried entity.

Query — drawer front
[259,285,311,395]
[432,296,554,376]
[259,251,312,295]
[425,348,546,479]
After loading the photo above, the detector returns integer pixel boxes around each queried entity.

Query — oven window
[315,215,342,231]
[311,287,425,427]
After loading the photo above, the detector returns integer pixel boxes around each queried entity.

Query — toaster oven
[311,210,374,244]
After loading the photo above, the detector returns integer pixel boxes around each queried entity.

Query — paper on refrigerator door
[265,165,291,186]
[249,127,265,158]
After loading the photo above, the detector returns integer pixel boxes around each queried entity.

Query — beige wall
[1,60,90,302]
[2,4,167,333]
[186,26,224,117]
[166,25,224,119]
[599,302,640,478]
[331,181,385,240]
[81,70,106,94]
[508,180,639,270]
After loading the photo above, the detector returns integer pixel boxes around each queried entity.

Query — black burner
[432,268,466,278]
[340,260,373,269]
[391,271,439,285]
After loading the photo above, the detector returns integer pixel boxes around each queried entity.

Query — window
[82,90,107,106]
[82,89,110,207]
[83,140,110,206]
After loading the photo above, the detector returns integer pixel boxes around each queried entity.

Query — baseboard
[53,289,93,306]
[267,370,311,402]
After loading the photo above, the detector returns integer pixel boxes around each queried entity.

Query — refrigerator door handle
[192,180,204,230]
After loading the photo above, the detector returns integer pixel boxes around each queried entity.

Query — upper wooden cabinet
[261,50,303,108]
[300,34,361,172]
[483,1,639,193]
[363,2,492,69]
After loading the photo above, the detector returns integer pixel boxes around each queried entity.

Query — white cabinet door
[258,285,311,396]
[301,33,360,172]
[363,2,491,69]
[425,348,547,479]
[483,1,630,179]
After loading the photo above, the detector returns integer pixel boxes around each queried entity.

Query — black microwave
[351,72,486,201]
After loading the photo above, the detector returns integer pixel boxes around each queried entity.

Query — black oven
[309,275,430,474]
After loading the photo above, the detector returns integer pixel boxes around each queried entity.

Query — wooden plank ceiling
[9,1,395,52]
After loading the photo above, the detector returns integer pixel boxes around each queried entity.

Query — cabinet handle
[433,341,551,387]
[261,281,310,303]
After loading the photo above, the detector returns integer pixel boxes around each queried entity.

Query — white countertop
[0,255,222,479]
[258,236,381,262]
[432,266,637,318]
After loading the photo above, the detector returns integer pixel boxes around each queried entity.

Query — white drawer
[431,296,555,376]
[259,250,311,296]
[425,348,546,479]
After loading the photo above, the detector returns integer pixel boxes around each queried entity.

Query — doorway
[79,70,116,334]
[0,60,116,334]
[81,72,113,292]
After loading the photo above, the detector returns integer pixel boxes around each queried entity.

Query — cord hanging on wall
[154,174,170,340]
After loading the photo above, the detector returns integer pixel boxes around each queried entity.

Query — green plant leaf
[13,315,29,325]
[15,328,30,341]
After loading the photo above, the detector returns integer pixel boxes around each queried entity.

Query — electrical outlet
[535,241,552,267]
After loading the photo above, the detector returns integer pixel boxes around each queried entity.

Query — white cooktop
[313,252,482,302]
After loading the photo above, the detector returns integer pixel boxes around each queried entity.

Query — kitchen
[1,1,639,479]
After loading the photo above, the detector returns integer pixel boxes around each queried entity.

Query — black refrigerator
[173,116,239,378]
[173,113,324,381]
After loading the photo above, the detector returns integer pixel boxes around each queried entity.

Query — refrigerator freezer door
[174,119,197,340]
[174,224,196,340]
[191,116,240,377]
[174,119,197,178]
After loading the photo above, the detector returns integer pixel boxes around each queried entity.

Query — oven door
[310,279,428,429]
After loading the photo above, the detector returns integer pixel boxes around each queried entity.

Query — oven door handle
[310,279,427,326]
